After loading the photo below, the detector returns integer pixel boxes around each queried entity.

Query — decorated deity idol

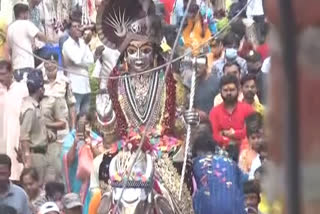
[91,0,200,213]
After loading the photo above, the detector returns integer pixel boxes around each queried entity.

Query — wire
[12,0,250,81]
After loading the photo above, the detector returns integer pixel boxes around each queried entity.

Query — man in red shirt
[209,74,254,161]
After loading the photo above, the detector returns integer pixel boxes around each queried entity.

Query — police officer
[41,51,76,182]
[20,70,49,185]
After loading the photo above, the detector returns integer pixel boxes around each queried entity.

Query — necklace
[108,68,177,138]
[124,72,158,123]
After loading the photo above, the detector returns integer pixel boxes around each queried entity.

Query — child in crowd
[239,112,263,179]
[243,180,262,214]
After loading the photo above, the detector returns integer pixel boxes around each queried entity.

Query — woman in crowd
[61,113,103,214]
[20,168,45,214]
[181,0,216,54]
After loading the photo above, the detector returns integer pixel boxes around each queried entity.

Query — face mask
[225,48,238,61]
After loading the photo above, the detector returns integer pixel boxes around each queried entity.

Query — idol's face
[126,41,154,73]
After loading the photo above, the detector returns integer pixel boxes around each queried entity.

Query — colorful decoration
[108,126,182,156]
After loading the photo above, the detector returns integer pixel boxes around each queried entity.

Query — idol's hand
[183,109,200,126]
[96,93,113,123]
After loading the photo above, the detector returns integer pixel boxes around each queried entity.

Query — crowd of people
[0,0,274,213]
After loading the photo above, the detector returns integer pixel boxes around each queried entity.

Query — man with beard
[209,75,254,162]
[0,154,31,214]
[241,74,265,117]
[245,51,267,104]
[214,61,260,106]
[20,70,50,185]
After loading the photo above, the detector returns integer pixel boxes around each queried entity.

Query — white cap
[13,1,29,7]
[39,202,60,214]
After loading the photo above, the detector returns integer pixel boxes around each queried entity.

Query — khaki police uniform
[20,96,48,184]
[41,75,76,182]
[44,75,76,141]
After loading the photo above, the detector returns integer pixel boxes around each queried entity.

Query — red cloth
[255,43,270,60]
[209,102,254,147]
[238,41,254,58]
[160,0,175,23]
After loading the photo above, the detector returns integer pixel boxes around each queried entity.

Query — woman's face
[44,61,58,78]
[22,174,40,199]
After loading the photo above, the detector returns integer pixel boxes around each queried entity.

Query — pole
[277,0,301,213]
[179,64,197,200]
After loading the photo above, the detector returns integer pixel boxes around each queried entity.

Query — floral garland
[108,68,128,137]
[107,126,182,159]
[162,69,177,136]
[107,68,177,139]
[108,127,181,183]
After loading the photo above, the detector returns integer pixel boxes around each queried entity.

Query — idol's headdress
[96,0,163,53]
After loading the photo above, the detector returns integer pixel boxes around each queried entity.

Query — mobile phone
[77,121,86,141]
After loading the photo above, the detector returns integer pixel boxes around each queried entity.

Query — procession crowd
[0,0,274,213]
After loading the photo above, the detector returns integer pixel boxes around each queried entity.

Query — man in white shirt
[246,0,264,20]
[62,17,94,115]
[246,0,265,45]
[261,56,270,74]
[0,60,29,181]
[7,3,48,82]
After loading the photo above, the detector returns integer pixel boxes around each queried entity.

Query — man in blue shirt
[212,32,248,78]
[0,154,31,214]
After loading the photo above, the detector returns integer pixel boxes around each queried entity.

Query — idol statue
[93,0,200,213]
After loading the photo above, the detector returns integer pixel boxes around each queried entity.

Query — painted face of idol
[126,41,154,73]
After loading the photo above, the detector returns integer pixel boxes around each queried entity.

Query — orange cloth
[206,52,220,74]
[88,190,102,214]
[182,18,211,55]
[239,146,258,173]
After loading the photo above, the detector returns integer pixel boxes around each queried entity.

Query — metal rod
[179,66,196,200]
[277,0,301,214]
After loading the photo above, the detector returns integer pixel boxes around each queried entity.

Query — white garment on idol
[92,46,121,89]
